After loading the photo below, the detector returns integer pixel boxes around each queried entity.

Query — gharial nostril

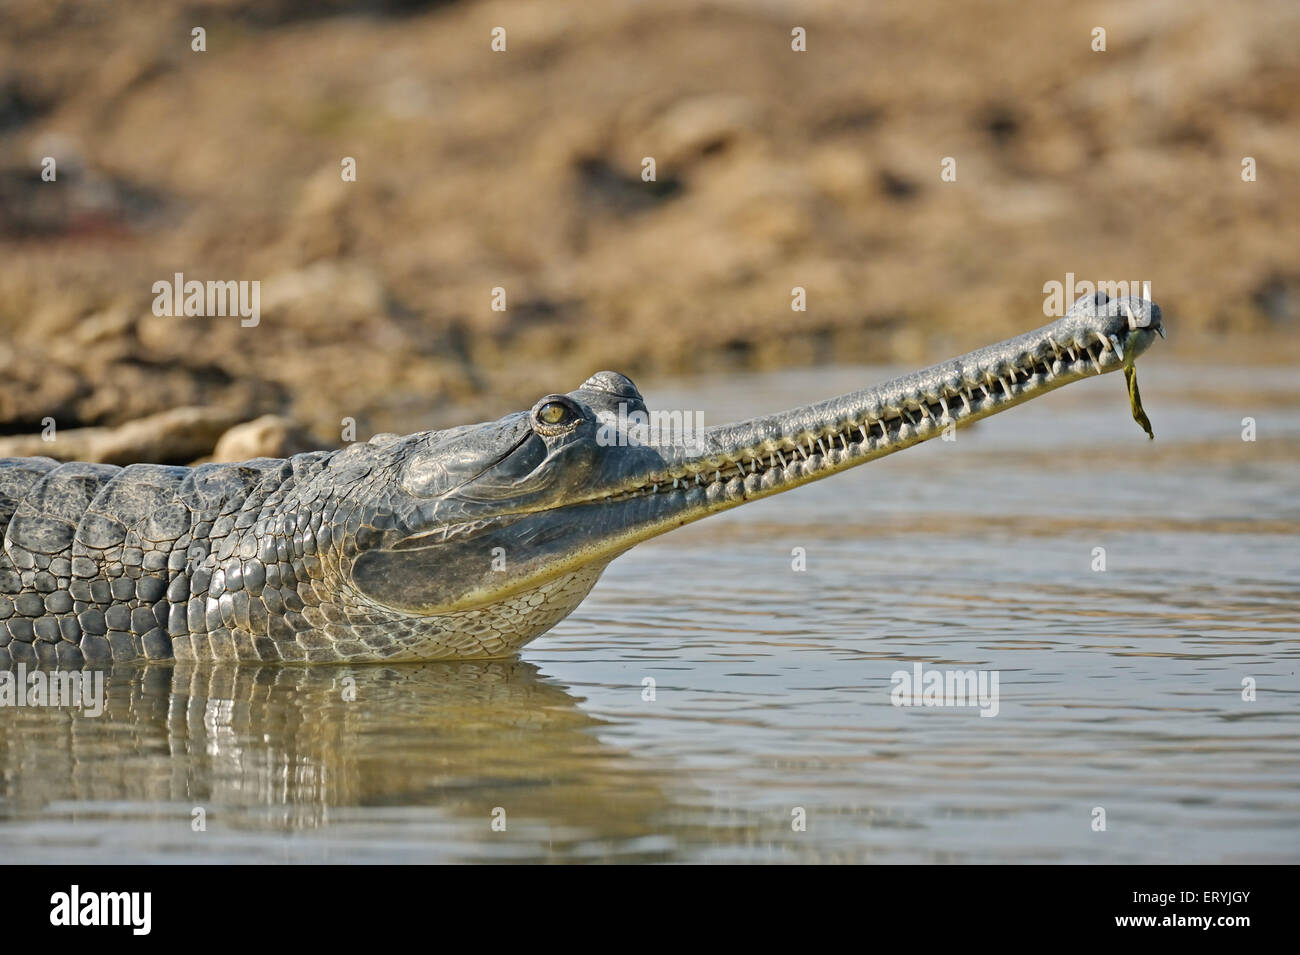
[1094,290,1109,307]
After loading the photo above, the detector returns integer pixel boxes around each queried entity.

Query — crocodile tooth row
[602,334,1116,502]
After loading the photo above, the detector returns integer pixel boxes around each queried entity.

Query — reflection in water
[0,662,678,862]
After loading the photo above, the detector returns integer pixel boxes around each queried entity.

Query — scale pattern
[0,455,294,665]
[0,450,604,666]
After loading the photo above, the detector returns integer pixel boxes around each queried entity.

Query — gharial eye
[538,402,568,424]
[531,395,581,432]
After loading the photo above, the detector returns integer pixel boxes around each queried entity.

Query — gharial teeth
[940,396,950,417]
[960,392,971,412]
[999,377,1013,398]
[1108,334,1124,361]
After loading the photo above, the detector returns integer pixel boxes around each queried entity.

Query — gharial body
[0,292,1163,666]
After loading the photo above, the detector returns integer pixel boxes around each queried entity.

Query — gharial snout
[1060,294,1164,371]
[1125,299,1165,359]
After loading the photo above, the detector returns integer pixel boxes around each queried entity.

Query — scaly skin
[0,292,1163,666]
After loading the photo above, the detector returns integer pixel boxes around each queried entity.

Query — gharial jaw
[584,294,1163,513]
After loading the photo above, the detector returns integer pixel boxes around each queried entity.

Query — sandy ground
[1,0,1297,452]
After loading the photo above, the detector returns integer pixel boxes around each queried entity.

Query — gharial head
[279,291,1162,660]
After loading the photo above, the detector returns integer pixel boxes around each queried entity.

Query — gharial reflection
[0,660,679,861]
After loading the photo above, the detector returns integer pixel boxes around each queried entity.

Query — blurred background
[1,0,1297,462]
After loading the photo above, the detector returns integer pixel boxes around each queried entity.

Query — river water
[1,360,1297,862]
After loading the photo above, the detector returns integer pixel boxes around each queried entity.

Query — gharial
[0,291,1163,666]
